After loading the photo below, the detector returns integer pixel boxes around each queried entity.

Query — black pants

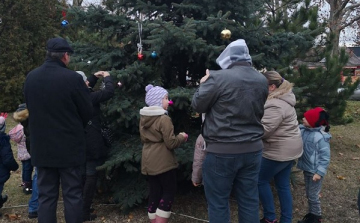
[37,166,83,223]
[147,169,177,213]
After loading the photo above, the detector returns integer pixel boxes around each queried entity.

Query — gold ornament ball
[221,29,231,40]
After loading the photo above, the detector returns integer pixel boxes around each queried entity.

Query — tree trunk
[328,0,342,56]
[73,0,83,6]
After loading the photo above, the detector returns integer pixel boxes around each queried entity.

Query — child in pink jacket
[192,114,206,186]
[8,124,33,194]
[192,134,206,186]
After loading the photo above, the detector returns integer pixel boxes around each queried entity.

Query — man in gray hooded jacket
[191,39,268,223]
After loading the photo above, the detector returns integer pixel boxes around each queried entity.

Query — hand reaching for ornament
[179,132,188,142]
[200,69,210,84]
[94,71,110,78]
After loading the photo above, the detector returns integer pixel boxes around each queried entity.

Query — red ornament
[137,53,144,60]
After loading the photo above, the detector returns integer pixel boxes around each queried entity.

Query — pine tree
[289,35,359,124]
[68,0,321,210]
[0,0,61,111]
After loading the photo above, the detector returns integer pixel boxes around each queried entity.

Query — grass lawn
[1,101,360,222]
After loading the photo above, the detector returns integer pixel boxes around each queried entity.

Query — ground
[0,102,360,222]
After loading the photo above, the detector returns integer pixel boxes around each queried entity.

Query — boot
[0,195,8,208]
[298,213,317,223]
[23,181,32,195]
[148,212,156,223]
[313,214,322,222]
[82,174,98,222]
[155,208,171,223]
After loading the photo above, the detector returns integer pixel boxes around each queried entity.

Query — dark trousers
[37,166,83,223]
[147,169,177,213]
[21,159,33,182]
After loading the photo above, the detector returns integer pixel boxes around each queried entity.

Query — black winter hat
[46,37,74,53]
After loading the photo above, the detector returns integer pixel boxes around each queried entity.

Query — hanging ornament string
[137,13,144,60]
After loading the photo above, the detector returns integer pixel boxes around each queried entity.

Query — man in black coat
[24,37,93,223]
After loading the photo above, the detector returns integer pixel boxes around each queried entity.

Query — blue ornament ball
[151,51,157,58]
[61,20,69,27]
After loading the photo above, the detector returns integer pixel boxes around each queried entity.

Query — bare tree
[73,0,83,6]
[320,0,360,54]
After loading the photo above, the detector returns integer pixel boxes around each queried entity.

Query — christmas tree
[66,0,322,210]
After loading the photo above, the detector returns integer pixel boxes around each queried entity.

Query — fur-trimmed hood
[140,106,166,116]
[139,106,167,129]
[267,80,295,106]
[13,109,29,122]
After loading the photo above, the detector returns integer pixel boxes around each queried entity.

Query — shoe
[298,213,322,223]
[23,187,32,195]
[260,217,278,223]
[23,181,32,195]
[83,213,97,222]
[0,195,8,208]
[28,211,38,219]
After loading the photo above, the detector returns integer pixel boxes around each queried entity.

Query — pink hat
[0,116,5,133]
[145,84,168,107]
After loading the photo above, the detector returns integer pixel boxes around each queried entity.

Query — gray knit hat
[145,84,168,107]
[76,71,87,82]
[0,117,5,133]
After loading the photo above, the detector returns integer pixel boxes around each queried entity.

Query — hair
[316,110,331,132]
[263,71,284,88]
[46,51,67,60]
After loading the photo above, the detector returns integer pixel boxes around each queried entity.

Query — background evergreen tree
[0,0,61,111]
[67,0,322,210]
[289,35,359,124]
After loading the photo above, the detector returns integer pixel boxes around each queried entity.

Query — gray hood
[216,39,252,69]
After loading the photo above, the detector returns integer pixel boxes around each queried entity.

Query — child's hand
[313,173,321,181]
[192,181,201,187]
[179,132,188,142]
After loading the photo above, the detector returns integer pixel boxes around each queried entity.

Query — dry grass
[1,101,360,222]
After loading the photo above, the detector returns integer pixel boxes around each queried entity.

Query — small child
[139,84,188,223]
[0,115,20,215]
[192,134,206,187]
[192,114,206,187]
[8,123,33,194]
[297,107,331,223]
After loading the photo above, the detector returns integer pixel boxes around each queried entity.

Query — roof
[295,46,360,68]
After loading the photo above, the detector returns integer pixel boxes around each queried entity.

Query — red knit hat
[304,107,328,128]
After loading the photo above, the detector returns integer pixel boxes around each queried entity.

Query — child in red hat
[297,107,331,223]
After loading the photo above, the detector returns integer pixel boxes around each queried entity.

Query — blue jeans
[203,151,262,223]
[258,158,293,223]
[28,167,38,213]
[22,159,33,182]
